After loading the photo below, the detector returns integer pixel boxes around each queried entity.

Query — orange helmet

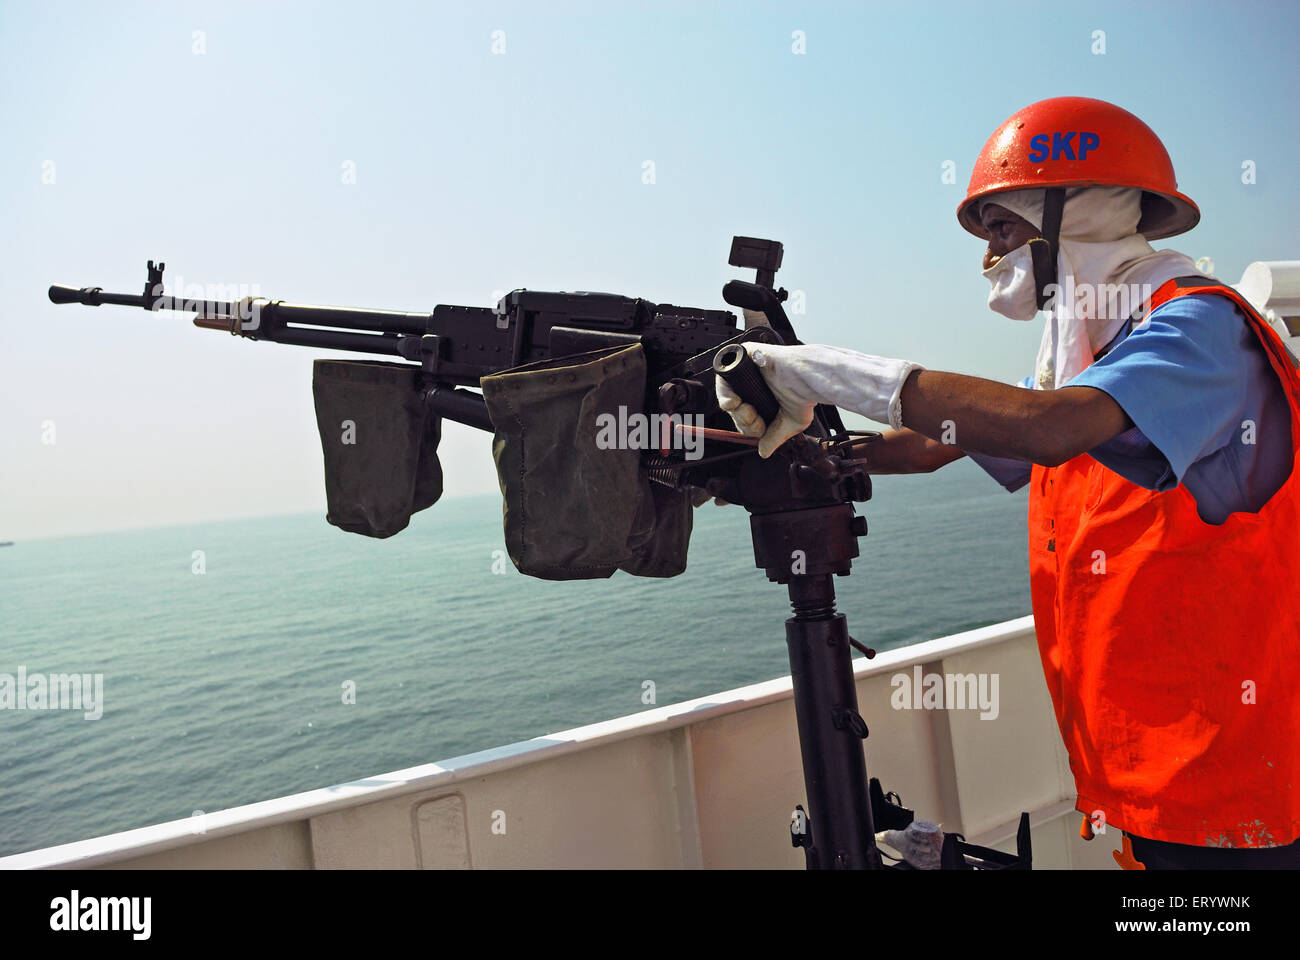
[957,97,1199,240]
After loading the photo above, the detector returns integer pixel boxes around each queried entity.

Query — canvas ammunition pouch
[481,343,693,580]
[312,359,443,538]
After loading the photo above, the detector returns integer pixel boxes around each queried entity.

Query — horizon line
[1,489,502,546]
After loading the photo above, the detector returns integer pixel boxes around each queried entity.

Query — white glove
[715,343,922,458]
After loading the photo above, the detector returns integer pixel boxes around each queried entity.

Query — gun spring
[642,454,682,488]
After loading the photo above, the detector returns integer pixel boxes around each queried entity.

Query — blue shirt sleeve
[1068,294,1257,489]
[1068,292,1294,526]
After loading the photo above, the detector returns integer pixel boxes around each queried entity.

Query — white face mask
[982,243,1039,322]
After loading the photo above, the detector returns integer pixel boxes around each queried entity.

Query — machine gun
[49,239,864,510]
[48,237,1031,871]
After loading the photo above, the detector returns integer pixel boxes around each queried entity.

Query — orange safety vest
[1029,276,1300,848]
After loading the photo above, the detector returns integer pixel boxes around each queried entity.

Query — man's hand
[715,372,815,458]
[714,343,923,457]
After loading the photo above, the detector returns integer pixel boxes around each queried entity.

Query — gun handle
[713,343,781,426]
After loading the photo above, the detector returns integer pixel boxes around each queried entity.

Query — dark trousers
[1126,832,1300,870]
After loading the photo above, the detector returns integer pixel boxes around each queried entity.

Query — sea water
[0,457,1028,856]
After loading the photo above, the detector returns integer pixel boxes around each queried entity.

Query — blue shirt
[967,293,1292,525]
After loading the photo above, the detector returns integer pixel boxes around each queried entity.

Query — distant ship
[0,541,13,547]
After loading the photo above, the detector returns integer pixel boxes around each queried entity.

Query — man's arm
[713,342,1132,467]
[898,370,1133,466]
[851,428,966,473]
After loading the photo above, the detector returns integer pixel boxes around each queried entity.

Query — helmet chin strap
[1028,187,1066,310]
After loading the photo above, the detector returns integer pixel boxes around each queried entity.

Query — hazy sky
[2,0,1297,539]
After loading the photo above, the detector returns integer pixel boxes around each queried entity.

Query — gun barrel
[50,282,431,333]
[48,285,149,308]
[49,278,434,361]
[49,283,252,320]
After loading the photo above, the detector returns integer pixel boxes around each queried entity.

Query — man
[717,97,1300,869]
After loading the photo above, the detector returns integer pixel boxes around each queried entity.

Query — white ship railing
[1,614,1123,870]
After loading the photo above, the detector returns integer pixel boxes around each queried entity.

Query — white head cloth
[983,186,1200,388]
